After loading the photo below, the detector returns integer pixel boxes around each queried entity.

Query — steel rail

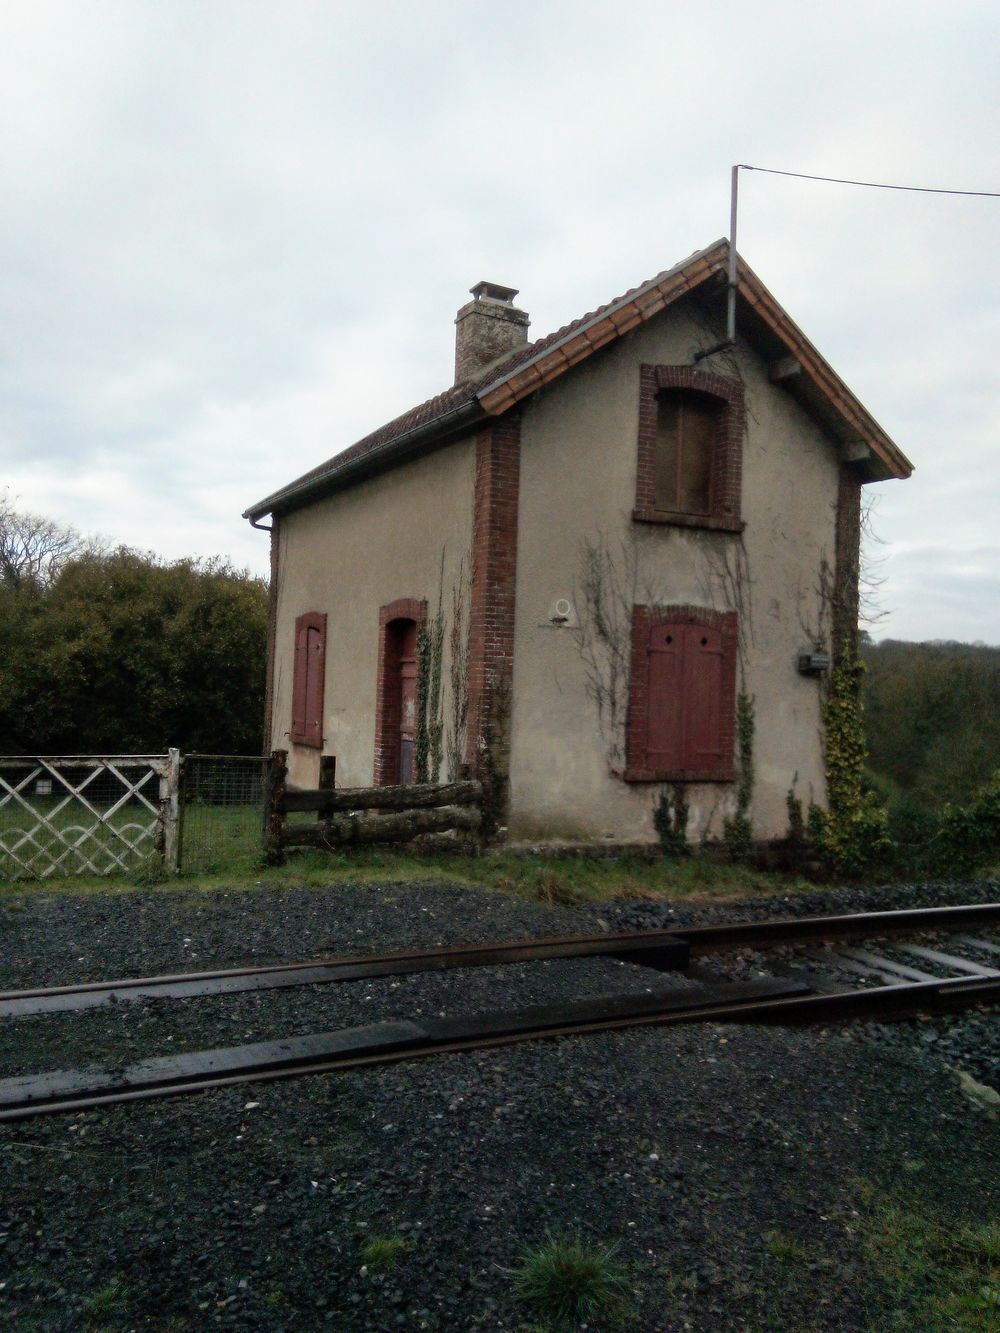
[2,971,997,1122]
[672,901,1000,952]
[2,901,998,1019]
[0,934,689,1018]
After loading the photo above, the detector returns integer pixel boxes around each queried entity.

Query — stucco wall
[508,298,839,842]
[271,440,476,789]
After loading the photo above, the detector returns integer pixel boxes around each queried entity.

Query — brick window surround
[291,611,327,749]
[625,604,738,783]
[633,365,745,533]
[373,597,427,786]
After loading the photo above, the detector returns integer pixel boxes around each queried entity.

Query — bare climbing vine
[446,560,469,782]
[570,529,642,774]
[416,552,469,785]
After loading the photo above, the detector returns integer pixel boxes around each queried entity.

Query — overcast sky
[2,0,998,643]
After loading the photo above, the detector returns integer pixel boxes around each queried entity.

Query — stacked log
[279,780,482,851]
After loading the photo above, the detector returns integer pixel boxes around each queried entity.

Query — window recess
[634,365,745,533]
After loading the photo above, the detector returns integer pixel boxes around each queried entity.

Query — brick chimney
[454,281,529,384]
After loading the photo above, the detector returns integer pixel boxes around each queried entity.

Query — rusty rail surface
[2,901,998,1120]
[2,971,998,1121]
[3,901,999,1020]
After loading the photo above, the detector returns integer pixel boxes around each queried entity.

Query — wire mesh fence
[177,754,268,875]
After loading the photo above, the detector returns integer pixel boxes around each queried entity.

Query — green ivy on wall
[818,652,890,875]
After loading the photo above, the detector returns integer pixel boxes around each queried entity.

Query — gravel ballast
[1,874,998,1331]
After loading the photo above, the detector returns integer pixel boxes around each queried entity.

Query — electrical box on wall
[797,649,830,676]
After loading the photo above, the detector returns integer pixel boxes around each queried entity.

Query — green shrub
[653,785,689,857]
[785,788,805,846]
[937,769,1000,873]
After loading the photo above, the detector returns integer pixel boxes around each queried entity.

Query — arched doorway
[375,599,427,787]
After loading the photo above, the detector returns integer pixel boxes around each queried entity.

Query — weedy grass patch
[0,838,819,906]
[859,1194,1000,1330]
[82,1278,130,1323]
[360,1235,410,1271]
[511,1235,632,1331]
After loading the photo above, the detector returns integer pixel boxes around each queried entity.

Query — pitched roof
[244,240,911,520]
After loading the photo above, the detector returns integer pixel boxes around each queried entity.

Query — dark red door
[398,622,418,785]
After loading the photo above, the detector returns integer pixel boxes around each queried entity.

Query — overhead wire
[736,164,1000,198]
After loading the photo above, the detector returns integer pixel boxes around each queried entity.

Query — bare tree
[0,493,99,590]
[859,491,889,629]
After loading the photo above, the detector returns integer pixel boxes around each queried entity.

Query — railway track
[2,902,998,1121]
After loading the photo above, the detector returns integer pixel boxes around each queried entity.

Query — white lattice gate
[0,753,180,880]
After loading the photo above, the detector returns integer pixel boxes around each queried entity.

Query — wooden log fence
[264,751,483,860]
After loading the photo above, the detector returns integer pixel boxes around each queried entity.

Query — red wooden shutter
[646,623,684,769]
[630,607,737,778]
[683,624,725,770]
[292,612,326,748]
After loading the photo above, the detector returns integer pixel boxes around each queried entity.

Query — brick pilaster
[465,412,522,821]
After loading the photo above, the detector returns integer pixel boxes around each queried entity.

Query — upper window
[634,365,744,533]
[625,605,737,782]
[654,390,720,515]
[291,611,326,748]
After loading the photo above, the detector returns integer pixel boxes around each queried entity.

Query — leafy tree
[863,638,1000,812]
[0,543,268,755]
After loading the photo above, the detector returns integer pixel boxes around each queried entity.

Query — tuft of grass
[360,1234,410,1270]
[511,1235,632,1330]
[82,1279,129,1322]
[765,1229,813,1264]
[862,1200,1000,1328]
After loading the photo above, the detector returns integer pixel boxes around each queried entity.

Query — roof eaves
[473,239,729,415]
[242,397,485,520]
[735,265,913,480]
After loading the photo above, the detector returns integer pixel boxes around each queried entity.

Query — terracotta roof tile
[244,238,910,518]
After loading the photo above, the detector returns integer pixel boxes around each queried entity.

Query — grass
[765,1229,814,1264]
[0,791,823,904]
[860,1198,1000,1330]
[82,1278,130,1323]
[0,838,821,907]
[359,1235,410,1270]
[511,1235,632,1330]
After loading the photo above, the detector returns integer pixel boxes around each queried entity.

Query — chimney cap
[469,280,519,304]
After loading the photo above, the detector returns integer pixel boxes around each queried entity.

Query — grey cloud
[1,1,997,639]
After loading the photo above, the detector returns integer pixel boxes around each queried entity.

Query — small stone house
[244,240,911,844]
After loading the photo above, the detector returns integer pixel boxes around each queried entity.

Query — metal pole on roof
[693,165,740,362]
[727,164,740,345]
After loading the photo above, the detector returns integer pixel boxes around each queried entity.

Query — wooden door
[398,622,418,785]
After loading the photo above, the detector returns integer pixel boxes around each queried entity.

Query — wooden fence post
[162,748,181,875]
[318,754,336,820]
[263,749,288,864]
